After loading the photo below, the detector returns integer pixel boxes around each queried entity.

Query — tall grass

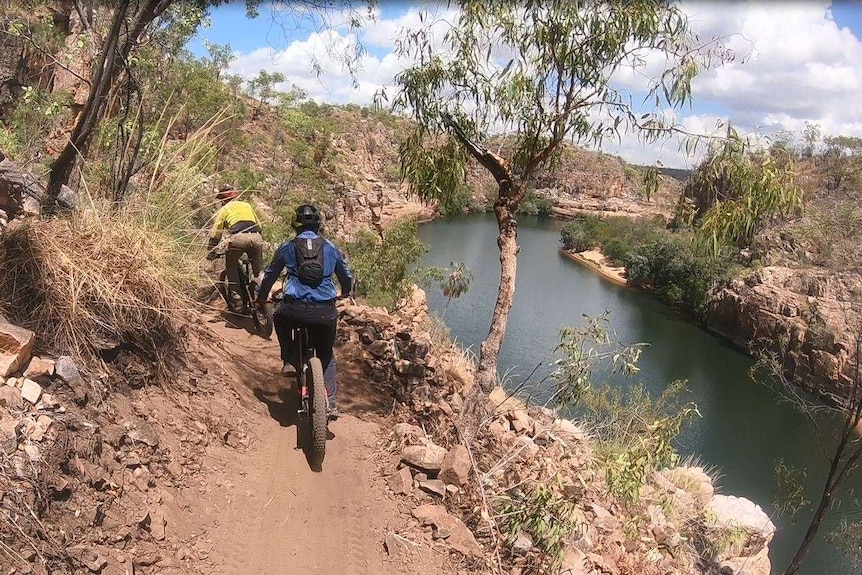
[0,109,232,366]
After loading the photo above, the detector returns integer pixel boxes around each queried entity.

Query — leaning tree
[382,0,730,393]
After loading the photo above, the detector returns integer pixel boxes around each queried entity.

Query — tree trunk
[46,0,129,207]
[476,199,519,392]
[45,0,170,208]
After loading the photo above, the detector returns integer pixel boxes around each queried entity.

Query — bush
[345,218,428,309]
[624,234,734,322]
[560,219,599,252]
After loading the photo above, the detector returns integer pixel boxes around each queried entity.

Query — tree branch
[441,112,513,193]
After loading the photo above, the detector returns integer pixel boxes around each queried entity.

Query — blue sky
[187,1,862,168]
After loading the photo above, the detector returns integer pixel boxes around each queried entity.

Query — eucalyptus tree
[382,0,729,392]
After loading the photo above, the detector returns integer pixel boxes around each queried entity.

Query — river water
[418,213,860,575]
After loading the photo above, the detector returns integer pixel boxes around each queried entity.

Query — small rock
[418,479,446,497]
[486,386,523,415]
[553,418,587,440]
[366,340,390,357]
[401,443,447,474]
[393,422,424,441]
[560,545,589,575]
[384,533,415,558]
[509,409,534,435]
[0,385,23,411]
[67,545,108,573]
[411,504,482,557]
[513,531,534,555]
[38,393,60,410]
[0,323,35,377]
[386,466,413,495]
[517,435,540,457]
[20,379,42,405]
[54,356,84,385]
[0,411,20,454]
[124,418,159,447]
[149,509,167,540]
[439,444,471,487]
[5,376,16,387]
[23,356,55,379]
[24,443,41,461]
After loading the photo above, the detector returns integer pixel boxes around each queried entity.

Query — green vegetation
[626,234,736,322]
[500,481,581,569]
[344,218,429,310]
[552,313,700,504]
[560,214,737,321]
[680,132,803,257]
[517,191,554,217]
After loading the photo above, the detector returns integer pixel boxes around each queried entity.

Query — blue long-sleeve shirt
[258,231,354,303]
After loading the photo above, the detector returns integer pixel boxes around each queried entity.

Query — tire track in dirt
[198,313,456,575]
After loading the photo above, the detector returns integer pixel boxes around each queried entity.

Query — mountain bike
[214,253,273,338]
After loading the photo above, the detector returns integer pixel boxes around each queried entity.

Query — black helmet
[293,204,322,231]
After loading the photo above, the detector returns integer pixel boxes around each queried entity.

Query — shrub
[560,219,599,252]
[625,234,734,322]
[345,218,428,309]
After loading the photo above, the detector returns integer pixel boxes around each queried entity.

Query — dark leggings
[273,298,338,403]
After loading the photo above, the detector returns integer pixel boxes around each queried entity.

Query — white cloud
[225,1,862,168]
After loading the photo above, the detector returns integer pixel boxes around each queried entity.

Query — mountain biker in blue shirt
[256,204,354,419]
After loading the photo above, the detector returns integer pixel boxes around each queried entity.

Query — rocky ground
[0,285,776,575]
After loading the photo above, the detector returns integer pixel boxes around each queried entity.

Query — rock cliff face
[708,266,861,401]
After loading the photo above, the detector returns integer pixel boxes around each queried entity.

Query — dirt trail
[183,311,456,575]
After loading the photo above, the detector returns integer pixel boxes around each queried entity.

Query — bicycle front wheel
[252,302,274,339]
[308,357,327,466]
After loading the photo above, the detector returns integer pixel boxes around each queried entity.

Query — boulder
[0,323,35,377]
[706,494,775,572]
[662,466,715,508]
[401,443,447,474]
[20,378,42,405]
[708,495,776,544]
[0,385,23,411]
[439,444,471,487]
[411,504,482,557]
[386,466,413,495]
[55,355,84,385]
[23,356,54,379]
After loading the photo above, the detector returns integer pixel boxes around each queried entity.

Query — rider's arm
[207,207,227,250]
[333,246,354,297]
[257,245,286,304]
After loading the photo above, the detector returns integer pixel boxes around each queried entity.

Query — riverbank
[560,247,629,287]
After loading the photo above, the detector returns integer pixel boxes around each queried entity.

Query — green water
[418,213,861,575]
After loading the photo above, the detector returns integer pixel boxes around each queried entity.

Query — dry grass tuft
[0,212,198,363]
[0,109,233,369]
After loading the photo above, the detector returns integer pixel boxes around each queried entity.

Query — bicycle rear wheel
[216,270,243,313]
[307,357,327,466]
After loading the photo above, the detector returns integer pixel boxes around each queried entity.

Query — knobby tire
[308,357,327,466]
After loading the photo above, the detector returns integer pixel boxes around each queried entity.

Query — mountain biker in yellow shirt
[206,185,264,308]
